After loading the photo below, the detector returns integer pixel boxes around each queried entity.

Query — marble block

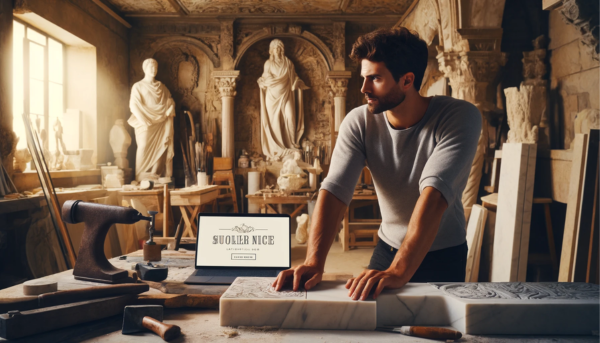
[492,143,537,282]
[220,277,376,330]
[378,282,599,335]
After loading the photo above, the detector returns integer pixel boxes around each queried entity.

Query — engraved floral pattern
[222,277,305,299]
[431,283,599,300]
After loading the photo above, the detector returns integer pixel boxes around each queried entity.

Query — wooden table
[246,193,312,220]
[169,185,218,238]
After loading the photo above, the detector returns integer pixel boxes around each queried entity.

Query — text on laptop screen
[196,215,290,268]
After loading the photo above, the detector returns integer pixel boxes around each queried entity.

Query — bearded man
[258,39,308,161]
[273,28,482,300]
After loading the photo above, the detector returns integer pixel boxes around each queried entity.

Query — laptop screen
[195,214,291,268]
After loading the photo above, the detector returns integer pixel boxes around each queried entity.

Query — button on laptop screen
[196,216,290,268]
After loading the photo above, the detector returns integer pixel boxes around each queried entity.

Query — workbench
[0,249,597,342]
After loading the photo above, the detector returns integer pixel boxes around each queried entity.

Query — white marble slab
[465,205,487,282]
[379,282,599,335]
[221,278,598,335]
[492,143,537,282]
[220,277,375,330]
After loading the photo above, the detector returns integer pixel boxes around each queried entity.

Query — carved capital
[327,71,352,98]
[213,71,240,98]
[437,51,506,106]
[560,0,599,61]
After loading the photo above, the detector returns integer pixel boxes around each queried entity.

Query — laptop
[184,213,291,285]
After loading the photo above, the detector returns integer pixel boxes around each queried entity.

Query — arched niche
[234,29,335,71]
[150,36,220,68]
[233,37,333,157]
[148,40,221,186]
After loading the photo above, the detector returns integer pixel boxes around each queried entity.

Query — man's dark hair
[350,27,428,91]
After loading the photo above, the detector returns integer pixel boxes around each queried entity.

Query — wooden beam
[166,0,190,15]
[91,0,132,28]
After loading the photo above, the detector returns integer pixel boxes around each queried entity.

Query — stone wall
[548,9,599,149]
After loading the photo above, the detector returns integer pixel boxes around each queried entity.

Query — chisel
[377,326,463,340]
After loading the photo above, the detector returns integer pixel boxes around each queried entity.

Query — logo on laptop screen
[214,223,273,245]
[228,224,255,233]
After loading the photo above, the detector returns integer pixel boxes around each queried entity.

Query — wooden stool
[212,157,239,213]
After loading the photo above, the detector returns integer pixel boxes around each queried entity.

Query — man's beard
[365,87,406,114]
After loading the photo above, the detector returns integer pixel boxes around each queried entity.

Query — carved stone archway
[234,28,335,72]
[150,36,221,69]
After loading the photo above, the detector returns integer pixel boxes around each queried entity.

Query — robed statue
[258,39,309,161]
[128,58,176,181]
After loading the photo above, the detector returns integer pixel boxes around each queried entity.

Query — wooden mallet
[122,305,181,341]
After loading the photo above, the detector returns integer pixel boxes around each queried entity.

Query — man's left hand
[345,269,408,301]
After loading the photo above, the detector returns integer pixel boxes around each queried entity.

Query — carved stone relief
[222,277,305,299]
[332,22,346,71]
[504,84,547,146]
[220,20,235,70]
[559,0,599,61]
[106,0,177,13]
[400,0,440,45]
[432,282,599,300]
[234,38,331,158]
[523,36,548,87]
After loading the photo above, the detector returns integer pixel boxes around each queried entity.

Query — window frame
[13,18,66,154]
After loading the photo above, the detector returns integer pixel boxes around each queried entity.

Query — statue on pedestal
[258,39,309,161]
[128,58,176,182]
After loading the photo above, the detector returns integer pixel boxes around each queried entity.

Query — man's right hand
[271,263,324,292]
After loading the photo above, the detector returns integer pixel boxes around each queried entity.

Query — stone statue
[128,58,176,182]
[258,39,309,161]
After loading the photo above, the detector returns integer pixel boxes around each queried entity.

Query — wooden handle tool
[377,326,463,340]
[142,316,181,341]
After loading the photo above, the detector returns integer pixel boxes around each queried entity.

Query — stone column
[213,71,239,159]
[438,50,507,215]
[327,71,352,131]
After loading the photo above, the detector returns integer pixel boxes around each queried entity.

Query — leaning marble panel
[220,277,376,330]
[378,282,599,335]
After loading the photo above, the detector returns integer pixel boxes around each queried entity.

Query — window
[13,20,64,153]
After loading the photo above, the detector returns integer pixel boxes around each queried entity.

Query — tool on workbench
[377,326,463,340]
[136,293,221,309]
[136,262,169,281]
[143,210,162,262]
[122,305,181,341]
[0,294,136,339]
[62,200,153,283]
[0,283,149,313]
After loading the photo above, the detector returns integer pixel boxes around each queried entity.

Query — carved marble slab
[220,277,376,330]
[378,282,599,335]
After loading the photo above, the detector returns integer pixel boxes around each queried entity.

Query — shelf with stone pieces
[220,278,599,335]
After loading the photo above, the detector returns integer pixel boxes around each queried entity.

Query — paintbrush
[376,326,462,340]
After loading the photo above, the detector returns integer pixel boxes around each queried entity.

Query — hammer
[122,305,181,341]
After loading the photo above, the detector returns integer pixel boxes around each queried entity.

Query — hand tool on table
[136,293,220,309]
[62,200,154,283]
[0,294,135,339]
[143,210,162,262]
[136,262,169,281]
[122,305,181,341]
[377,326,463,340]
[0,283,149,313]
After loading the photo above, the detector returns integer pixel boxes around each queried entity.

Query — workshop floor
[291,234,374,277]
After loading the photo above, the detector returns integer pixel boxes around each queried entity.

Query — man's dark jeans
[367,239,468,282]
